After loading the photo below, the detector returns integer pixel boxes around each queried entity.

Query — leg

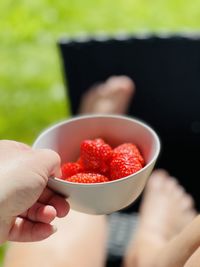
[123,170,196,267]
[4,210,107,267]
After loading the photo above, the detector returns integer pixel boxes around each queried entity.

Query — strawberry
[61,162,83,179]
[80,138,112,174]
[110,154,142,180]
[76,157,84,166]
[113,143,145,166]
[66,173,109,183]
[93,138,105,145]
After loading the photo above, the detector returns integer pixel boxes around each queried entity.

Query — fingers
[20,188,70,223]
[38,187,70,218]
[32,149,62,179]
[20,203,57,224]
[8,217,57,242]
[46,194,70,217]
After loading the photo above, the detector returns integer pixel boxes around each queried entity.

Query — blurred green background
[0,0,200,263]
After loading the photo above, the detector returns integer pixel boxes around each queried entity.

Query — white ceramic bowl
[33,115,160,215]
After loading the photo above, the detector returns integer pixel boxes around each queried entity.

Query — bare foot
[184,247,200,267]
[79,76,135,114]
[156,215,200,267]
[123,170,196,267]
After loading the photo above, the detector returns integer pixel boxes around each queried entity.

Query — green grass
[1,0,200,263]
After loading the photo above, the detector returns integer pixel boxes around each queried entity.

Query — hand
[0,140,70,244]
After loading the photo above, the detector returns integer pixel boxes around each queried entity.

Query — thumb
[33,149,62,179]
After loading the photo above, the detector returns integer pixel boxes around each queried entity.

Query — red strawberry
[110,154,142,180]
[66,173,109,183]
[93,138,105,145]
[76,157,84,166]
[61,162,83,179]
[113,143,145,166]
[80,138,112,174]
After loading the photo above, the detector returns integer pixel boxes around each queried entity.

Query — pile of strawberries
[61,138,145,183]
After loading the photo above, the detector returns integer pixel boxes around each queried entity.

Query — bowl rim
[33,114,161,187]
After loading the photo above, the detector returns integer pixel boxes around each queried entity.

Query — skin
[0,140,70,244]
